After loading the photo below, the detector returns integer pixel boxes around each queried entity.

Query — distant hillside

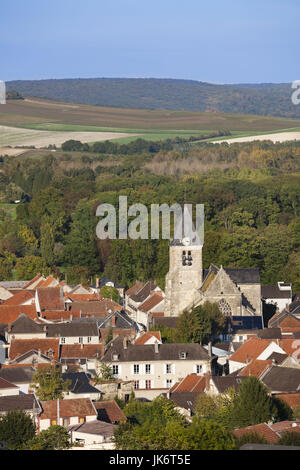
[5,78,300,118]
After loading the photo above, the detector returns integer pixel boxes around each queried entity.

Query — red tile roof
[125,281,144,296]
[9,338,60,361]
[66,294,103,302]
[2,290,35,306]
[134,331,162,345]
[233,423,279,443]
[271,420,300,432]
[40,398,97,419]
[279,339,300,356]
[24,274,43,289]
[60,344,104,359]
[0,305,37,323]
[230,338,272,364]
[37,287,65,311]
[40,310,80,321]
[169,374,206,393]
[239,359,272,378]
[93,400,126,423]
[138,293,164,313]
[274,393,300,409]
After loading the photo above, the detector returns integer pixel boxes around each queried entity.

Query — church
[164,207,263,330]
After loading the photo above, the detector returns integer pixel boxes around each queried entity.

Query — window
[166,364,172,374]
[87,337,91,343]
[133,364,139,374]
[180,352,186,360]
[145,364,151,374]
[134,381,139,390]
[47,349,54,358]
[79,417,86,424]
[196,365,202,374]
[50,419,57,426]
[61,337,66,344]
[145,380,151,389]
[112,354,119,361]
[166,379,172,388]
[79,337,83,344]
[63,418,69,427]
[218,299,232,317]
[112,365,119,375]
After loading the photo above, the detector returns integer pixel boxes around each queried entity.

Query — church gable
[201,266,241,297]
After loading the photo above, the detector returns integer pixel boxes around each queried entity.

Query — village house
[68,420,116,450]
[37,398,98,431]
[262,282,293,313]
[101,336,215,399]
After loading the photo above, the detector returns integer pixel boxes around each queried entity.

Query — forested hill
[6,78,299,118]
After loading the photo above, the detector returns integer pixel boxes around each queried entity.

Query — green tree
[186,418,237,450]
[175,302,226,344]
[0,410,36,450]
[230,376,276,428]
[29,425,71,450]
[15,255,48,280]
[236,431,269,448]
[100,286,119,303]
[31,365,71,401]
[278,431,300,447]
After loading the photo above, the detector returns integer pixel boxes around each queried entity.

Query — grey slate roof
[152,317,179,329]
[98,311,137,330]
[0,393,40,413]
[224,268,261,284]
[266,352,288,365]
[68,419,116,438]
[211,376,247,393]
[102,336,211,363]
[46,322,99,338]
[261,366,300,393]
[62,372,101,395]
[9,314,45,334]
[169,391,201,411]
[202,267,260,285]
[257,328,282,340]
[262,285,292,299]
[0,366,36,384]
[129,281,157,303]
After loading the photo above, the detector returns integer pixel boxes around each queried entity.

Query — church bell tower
[164,206,203,317]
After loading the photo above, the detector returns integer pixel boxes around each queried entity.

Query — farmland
[1,97,300,152]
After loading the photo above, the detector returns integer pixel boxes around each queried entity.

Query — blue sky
[0,0,299,83]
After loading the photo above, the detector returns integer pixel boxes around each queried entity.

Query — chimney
[123,337,128,349]
[154,342,159,354]
[205,372,211,392]
[111,315,116,327]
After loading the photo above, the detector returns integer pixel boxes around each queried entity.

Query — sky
[0,0,299,83]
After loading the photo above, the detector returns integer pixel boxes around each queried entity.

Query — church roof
[203,266,260,285]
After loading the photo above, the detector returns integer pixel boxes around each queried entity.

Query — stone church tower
[164,206,262,325]
[164,206,203,317]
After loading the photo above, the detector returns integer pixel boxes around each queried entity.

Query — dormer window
[47,349,54,359]
[180,352,187,360]
[112,353,119,361]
